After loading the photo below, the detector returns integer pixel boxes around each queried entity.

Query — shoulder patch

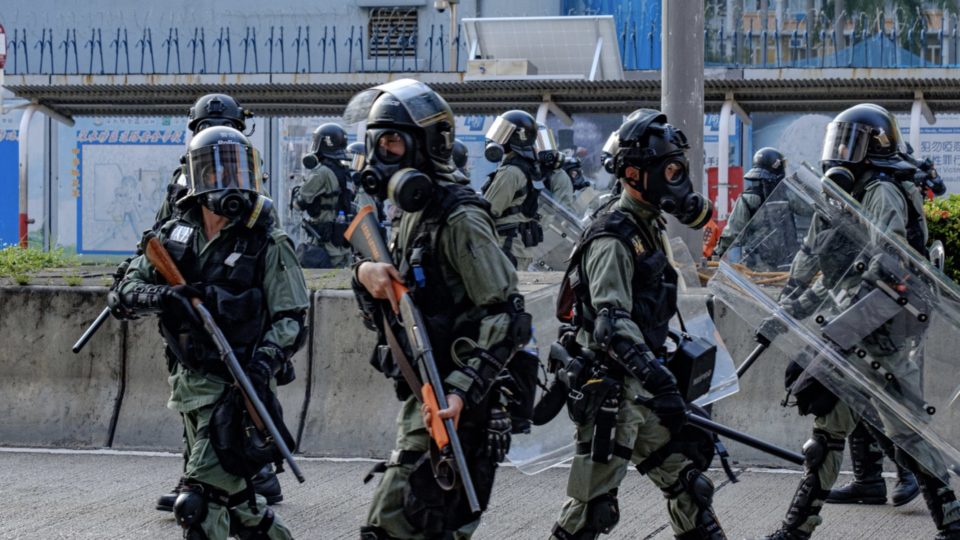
[170,225,194,244]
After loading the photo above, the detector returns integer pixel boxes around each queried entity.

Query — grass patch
[64,274,83,287]
[0,246,79,279]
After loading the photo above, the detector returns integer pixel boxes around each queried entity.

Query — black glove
[485,407,512,463]
[289,185,302,211]
[646,391,687,435]
[163,284,204,325]
[755,316,787,346]
[247,349,280,399]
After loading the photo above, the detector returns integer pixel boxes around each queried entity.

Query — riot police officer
[291,122,355,268]
[550,109,722,540]
[150,94,284,514]
[482,110,545,269]
[537,123,575,209]
[155,94,253,227]
[113,127,308,539]
[755,104,959,540]
[346,79,532,540]
[714,147,787,258]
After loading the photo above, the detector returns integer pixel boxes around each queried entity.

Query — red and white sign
[0,23,7,70]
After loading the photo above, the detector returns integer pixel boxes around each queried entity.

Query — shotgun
[143,233,305,483]
[345,204,481,513]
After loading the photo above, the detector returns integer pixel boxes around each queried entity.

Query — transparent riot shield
[709,174,960,481]
[507,238,740,474]
[528,192,587,271]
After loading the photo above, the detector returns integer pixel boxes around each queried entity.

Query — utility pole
[662,0,706,255]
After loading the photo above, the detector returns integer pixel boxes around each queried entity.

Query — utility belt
[303,219,350,248]
[497,220,544,248]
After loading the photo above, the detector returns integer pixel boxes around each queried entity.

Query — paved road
[0,448,935,539]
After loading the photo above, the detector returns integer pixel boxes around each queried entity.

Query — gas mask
[822,166,856,194]
[623,154,712,229]
[484,140,505,163]
[360,128,434,212]
[302,153,321,170]
[202,188,252,220]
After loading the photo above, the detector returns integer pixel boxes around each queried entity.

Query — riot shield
[709,174,960,481]
[507,239,740,474]
[528,192,587,271]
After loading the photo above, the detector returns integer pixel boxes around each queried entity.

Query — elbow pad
[608,337,678,396]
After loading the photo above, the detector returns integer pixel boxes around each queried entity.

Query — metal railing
[4,12,959,75]
[705,10,959,69]
[2,23,470,75]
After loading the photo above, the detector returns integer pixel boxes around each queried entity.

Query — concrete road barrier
[10,280,959,469]
[0,287,123,448]
[297,291,394,457]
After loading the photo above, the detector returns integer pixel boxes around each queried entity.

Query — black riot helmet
[485,110,538,161]
[744,147,787,198]
[452,139,469,169]
[183,126,271,225]
[308,123,349,163]
[614,108,713,229]
[342,79,456,212]
[187,94,251,133]
[821,104,906,180]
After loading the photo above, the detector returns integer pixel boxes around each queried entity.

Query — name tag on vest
[170,225,194,244]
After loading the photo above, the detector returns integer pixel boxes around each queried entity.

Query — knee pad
[802,430,843,471]
[682,467,716,511]
[587,491,620,534]
[233,508,275,540]
[173,489,208,530]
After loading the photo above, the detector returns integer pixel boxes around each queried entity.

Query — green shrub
[924,194,960,283]
[0,246,77,280]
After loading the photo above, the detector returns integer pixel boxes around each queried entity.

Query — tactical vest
[157,215,272,379]
[854,171,928,256]
[394,183,499,375]
[303,160,354,220]
[563,208,679,352]
[481,156,540,219]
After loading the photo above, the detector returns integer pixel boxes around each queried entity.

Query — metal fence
[2,23,469,75]
[5,13,960,75]
[706,11,960,69]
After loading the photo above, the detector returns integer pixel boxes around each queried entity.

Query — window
[368,7,419,57]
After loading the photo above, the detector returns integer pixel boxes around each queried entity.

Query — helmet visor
[821,121,871,163]
[343,79,452,127]
[187,143,261,196]
[485,116,517,146]
[535,125,558,155]
[602,131,619,155]
[372,130,411,165]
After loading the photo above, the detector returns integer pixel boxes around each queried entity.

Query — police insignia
[632,238,645,255]
[170,225,194,244]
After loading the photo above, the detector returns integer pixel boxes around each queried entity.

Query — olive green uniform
[121,208,309,540]
[484,159,537,270]
[553,193,707,538]
[298,164,351,267]
[549,168,576,209]
[714,193,760,258]
[365,180,520,539]
[770,178,946,536]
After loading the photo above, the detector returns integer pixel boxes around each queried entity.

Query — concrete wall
[10,281,949,468]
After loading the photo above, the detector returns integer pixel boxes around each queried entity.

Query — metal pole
[18,105,37,248]
[662,0,705,254]
[448,0,459,72]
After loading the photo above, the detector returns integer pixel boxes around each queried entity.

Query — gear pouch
[567,377,621,426]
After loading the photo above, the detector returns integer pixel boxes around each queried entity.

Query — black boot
[916,474,960,540]
[891,464,920,507]
[825,424,886,505]
[156,477,186,512]
[252,464,283,505]
[755,431,845,540]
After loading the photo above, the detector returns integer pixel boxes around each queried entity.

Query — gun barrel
[686,412,803,465]
[72,307,112,354]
